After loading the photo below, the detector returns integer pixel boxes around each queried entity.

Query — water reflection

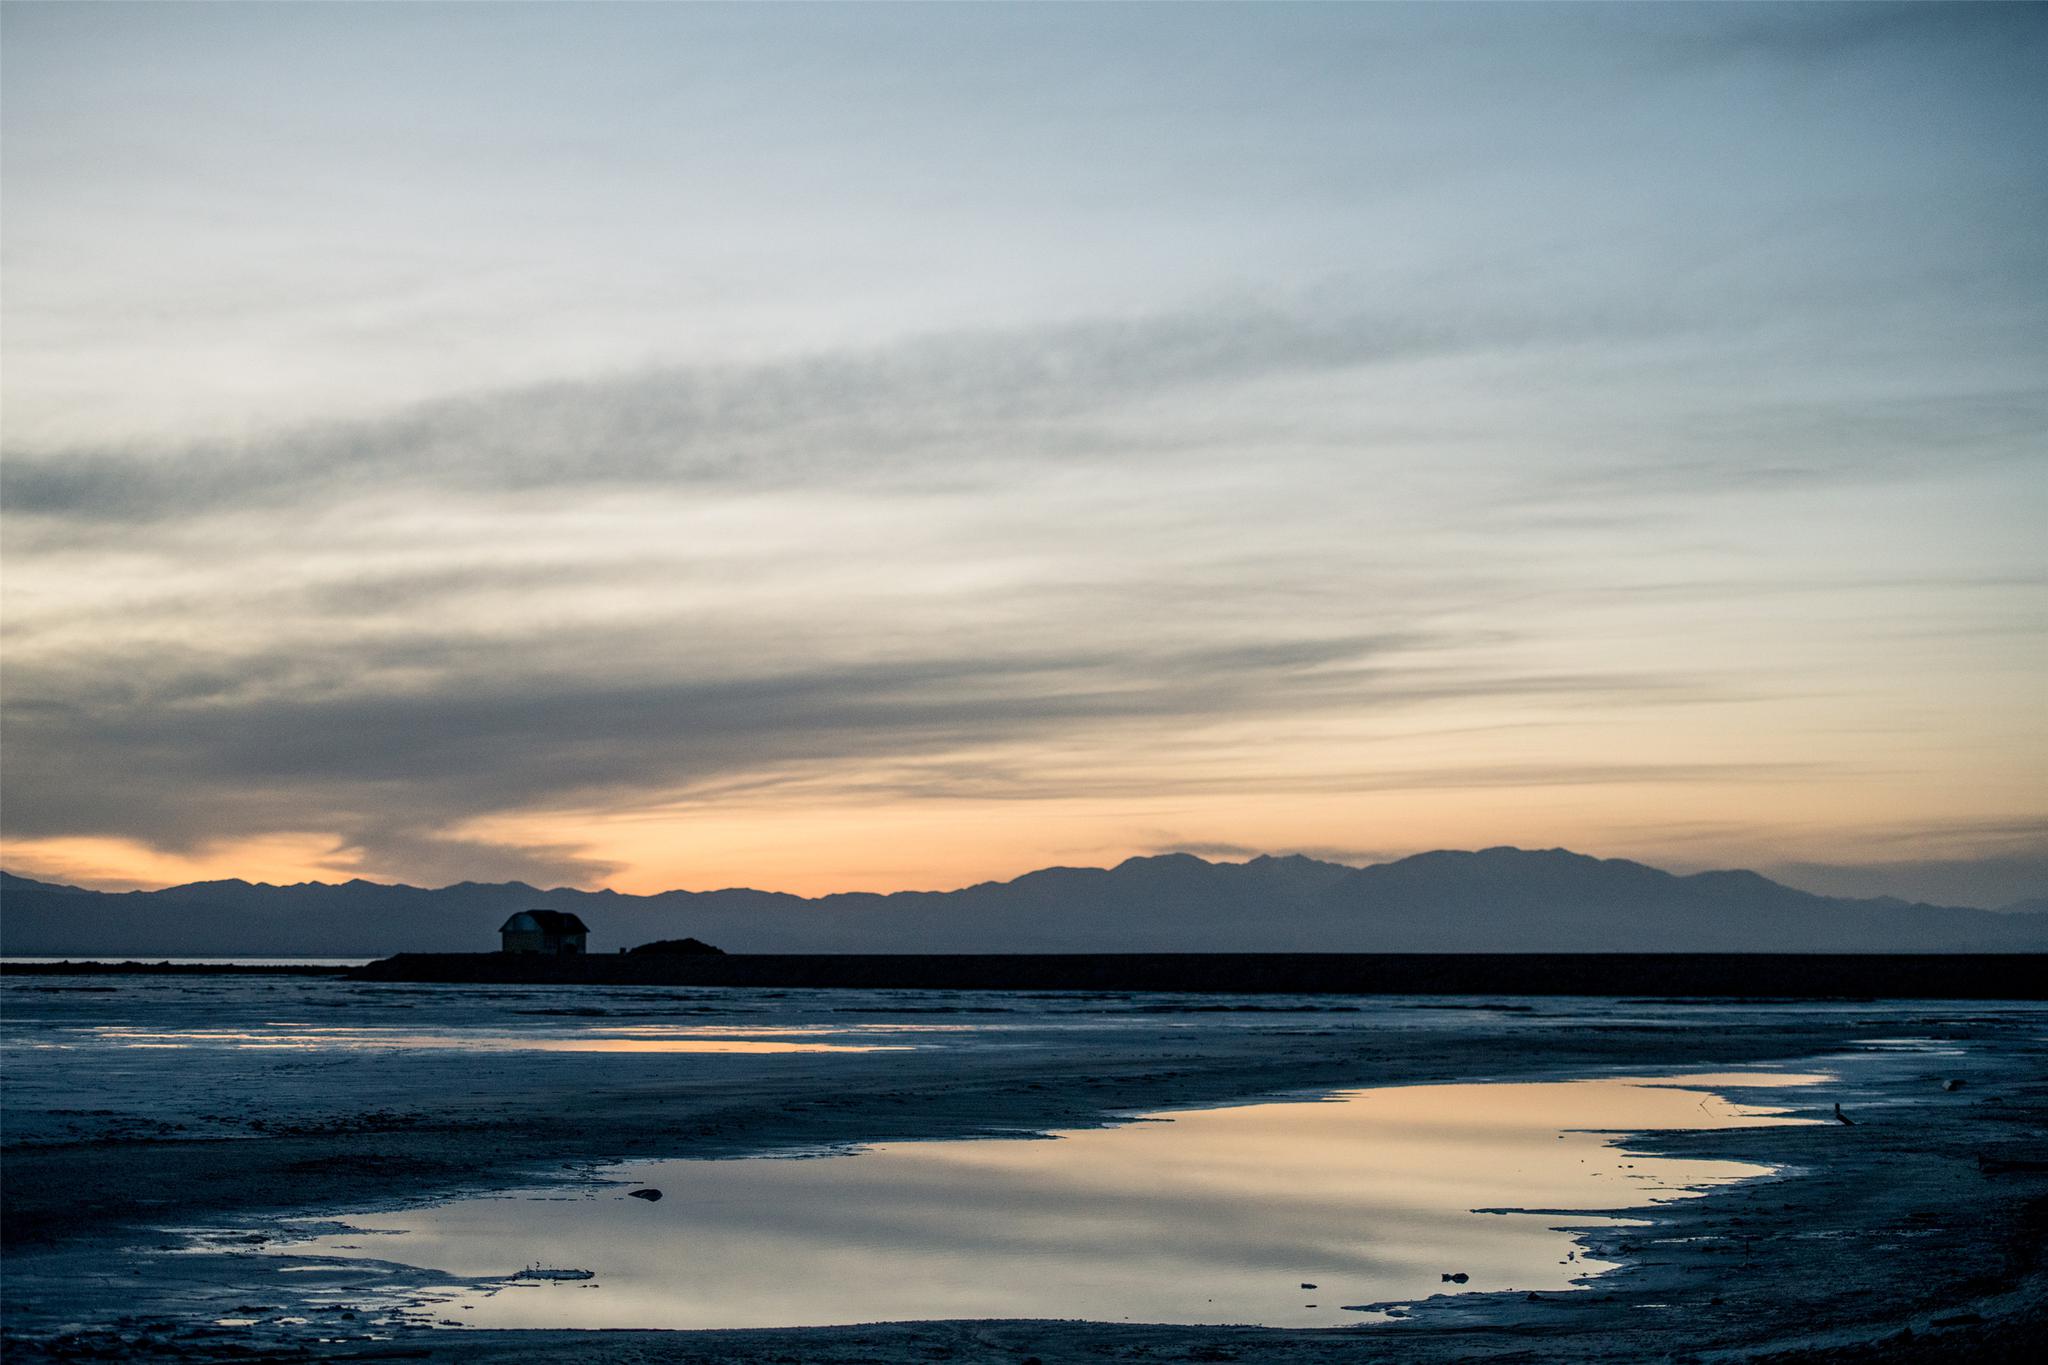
[273,1071,1823,1329]
[75,1025,910,1053]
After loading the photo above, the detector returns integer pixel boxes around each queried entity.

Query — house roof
[500,909,589,935]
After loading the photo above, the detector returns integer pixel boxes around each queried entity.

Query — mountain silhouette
[1,847,2042,957]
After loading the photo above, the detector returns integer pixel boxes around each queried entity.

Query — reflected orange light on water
[273,1070,1828,1331]
[79,1026,909,1055]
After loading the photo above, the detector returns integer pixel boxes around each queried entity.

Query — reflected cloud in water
[274,1071,1824,1329]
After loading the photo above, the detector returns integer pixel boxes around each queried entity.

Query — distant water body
[2,957,371,967]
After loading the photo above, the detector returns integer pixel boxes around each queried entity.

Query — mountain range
[3,847,2044,957]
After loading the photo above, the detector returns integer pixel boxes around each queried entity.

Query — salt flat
[3,976,2044,1362]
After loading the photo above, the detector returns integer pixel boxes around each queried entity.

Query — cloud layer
[3,2,2043,898]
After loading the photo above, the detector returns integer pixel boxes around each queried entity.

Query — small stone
[626,1188,663,1201]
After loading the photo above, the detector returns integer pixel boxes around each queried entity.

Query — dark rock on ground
[625,938,725,957]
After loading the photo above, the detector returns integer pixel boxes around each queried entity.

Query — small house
[499,910,589,956]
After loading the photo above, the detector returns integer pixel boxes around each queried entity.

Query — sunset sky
[3,2,2043,906]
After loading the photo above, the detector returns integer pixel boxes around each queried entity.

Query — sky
[2,2,2044,906]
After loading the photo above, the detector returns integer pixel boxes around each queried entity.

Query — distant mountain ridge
[3,846,2044,957]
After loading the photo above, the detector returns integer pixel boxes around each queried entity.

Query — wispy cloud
[2,300,1472,524]
[25,276,2034,533]
[7,616,1754,866]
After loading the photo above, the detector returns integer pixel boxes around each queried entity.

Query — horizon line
[3,845,2025,911]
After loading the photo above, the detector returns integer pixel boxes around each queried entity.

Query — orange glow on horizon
[6,766,2038,898]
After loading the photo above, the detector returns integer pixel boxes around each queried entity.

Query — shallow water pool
[268,1069,1823,1329]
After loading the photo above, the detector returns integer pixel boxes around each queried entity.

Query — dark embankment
[0,960,351,977]
[350,951,2048,998]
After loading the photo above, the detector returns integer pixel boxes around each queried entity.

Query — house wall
[501,930,587,956]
